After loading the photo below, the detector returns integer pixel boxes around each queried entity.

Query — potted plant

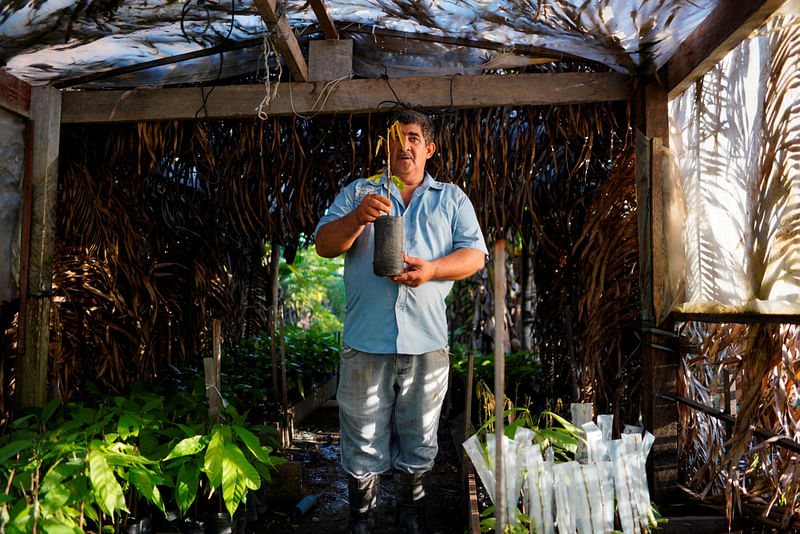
[367,120,405,277]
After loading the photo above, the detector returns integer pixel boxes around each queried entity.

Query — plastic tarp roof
[1,0,721,88]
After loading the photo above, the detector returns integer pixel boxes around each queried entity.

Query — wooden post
[634,78,678,502]
[204,319,223,420]
[279,303,292,447]
[16,86,60,410]
[269,245,280,393]
[493,239,506,534]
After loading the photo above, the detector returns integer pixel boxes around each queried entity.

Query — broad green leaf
[221,443,260,517]
[141,398,164,413]
[137,429,159,457]
[88,444,127,516]
[0,440,32,462]
[41,482,71,511]
[41,517,83,534]
[164,435,204,460]
[129,466,166,514]
[41,398,62,425]
[204,427,225,488]
[534,427,578,453]
[231,426,272,464]
[117,414,139,439]
[175,462,199,516]
[541,411,583,435]
[41,461,81,493]
[41,517,82,534]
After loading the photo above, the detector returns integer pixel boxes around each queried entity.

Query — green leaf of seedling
[366,173,383,183]
[117,413,139,439]
[41,460,81,494]
[540,410,583,436]
[41,397,62,425]
[390,175,405,191]
[41,482,71,512]
[221,443,261,517]
[164,435,205,460]
[175,462,199,516]
[205,426,225,489]
[40,518,83,534]
[231,426,272,464]
[534,427,578,454]
[87,443,127,517]
[129,466,166,514]
[0,440,32,463]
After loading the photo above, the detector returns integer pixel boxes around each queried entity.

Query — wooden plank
[61,72,632,123]
[253,0,309,82]
[466,463,481,534]
[660,0,785,100]
[308,0,338,40]
[16,86,61,410]
[0,70,31,118]
[309,39,352,81]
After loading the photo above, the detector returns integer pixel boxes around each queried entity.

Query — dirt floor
[255,405,467,534]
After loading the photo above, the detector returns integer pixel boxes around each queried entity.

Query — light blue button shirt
[316,173,488,354]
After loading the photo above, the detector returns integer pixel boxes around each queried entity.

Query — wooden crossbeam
[660,0,786,100]
[0,70,31,118]
[309,0,338,40]
[253,0,309,81]
[61,71,631,123]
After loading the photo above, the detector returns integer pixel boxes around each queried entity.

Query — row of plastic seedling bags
[463,404,656,533]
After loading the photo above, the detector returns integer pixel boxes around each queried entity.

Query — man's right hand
[355,194,392,225]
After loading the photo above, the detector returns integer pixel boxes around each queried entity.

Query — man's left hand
[389,254,435,287]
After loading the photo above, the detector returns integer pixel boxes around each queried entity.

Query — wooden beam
[61,71,631,123]
[0,70,31,118]
[660,0,785,100]
[308,0,338,40]
[634,78,678,504]
[16,86,61,410]
[253,0,308,81]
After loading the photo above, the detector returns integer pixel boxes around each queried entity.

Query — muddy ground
[255,405,468,534]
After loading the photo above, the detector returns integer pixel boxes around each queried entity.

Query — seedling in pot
[367,119,406,199]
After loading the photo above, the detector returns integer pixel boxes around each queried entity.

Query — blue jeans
[337,344,450,478]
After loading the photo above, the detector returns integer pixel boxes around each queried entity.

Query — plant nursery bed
[257,406,465,533]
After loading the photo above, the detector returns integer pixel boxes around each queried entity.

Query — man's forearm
[430,247,486,281]
[315,211,365,258]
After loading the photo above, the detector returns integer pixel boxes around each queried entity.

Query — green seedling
[367,120,406,198]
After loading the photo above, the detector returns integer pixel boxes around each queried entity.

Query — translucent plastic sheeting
[669,14,800,315]
[0,108,24,304]
[2,0,720,86]
[525,445,554,534]
[465,411,655,533]
[571,402,592,463]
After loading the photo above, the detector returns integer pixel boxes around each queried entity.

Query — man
[315,109,487,534]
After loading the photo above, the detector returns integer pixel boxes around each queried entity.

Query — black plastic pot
[373,215,404,277]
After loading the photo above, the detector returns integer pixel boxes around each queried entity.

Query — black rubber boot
[394,471,427,534]
[348,474,378,534]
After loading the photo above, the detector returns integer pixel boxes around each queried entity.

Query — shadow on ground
[256,406,466,533]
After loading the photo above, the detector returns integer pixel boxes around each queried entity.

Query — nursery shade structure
[0,0,797,521]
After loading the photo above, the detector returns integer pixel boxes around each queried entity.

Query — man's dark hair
[389,109,434,145]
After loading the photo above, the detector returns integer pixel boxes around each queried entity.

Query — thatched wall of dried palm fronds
[678,321,800,528]
[439,102,641,417]
[8,99,639,416]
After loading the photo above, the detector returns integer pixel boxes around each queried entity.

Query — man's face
[389,122,435,179]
